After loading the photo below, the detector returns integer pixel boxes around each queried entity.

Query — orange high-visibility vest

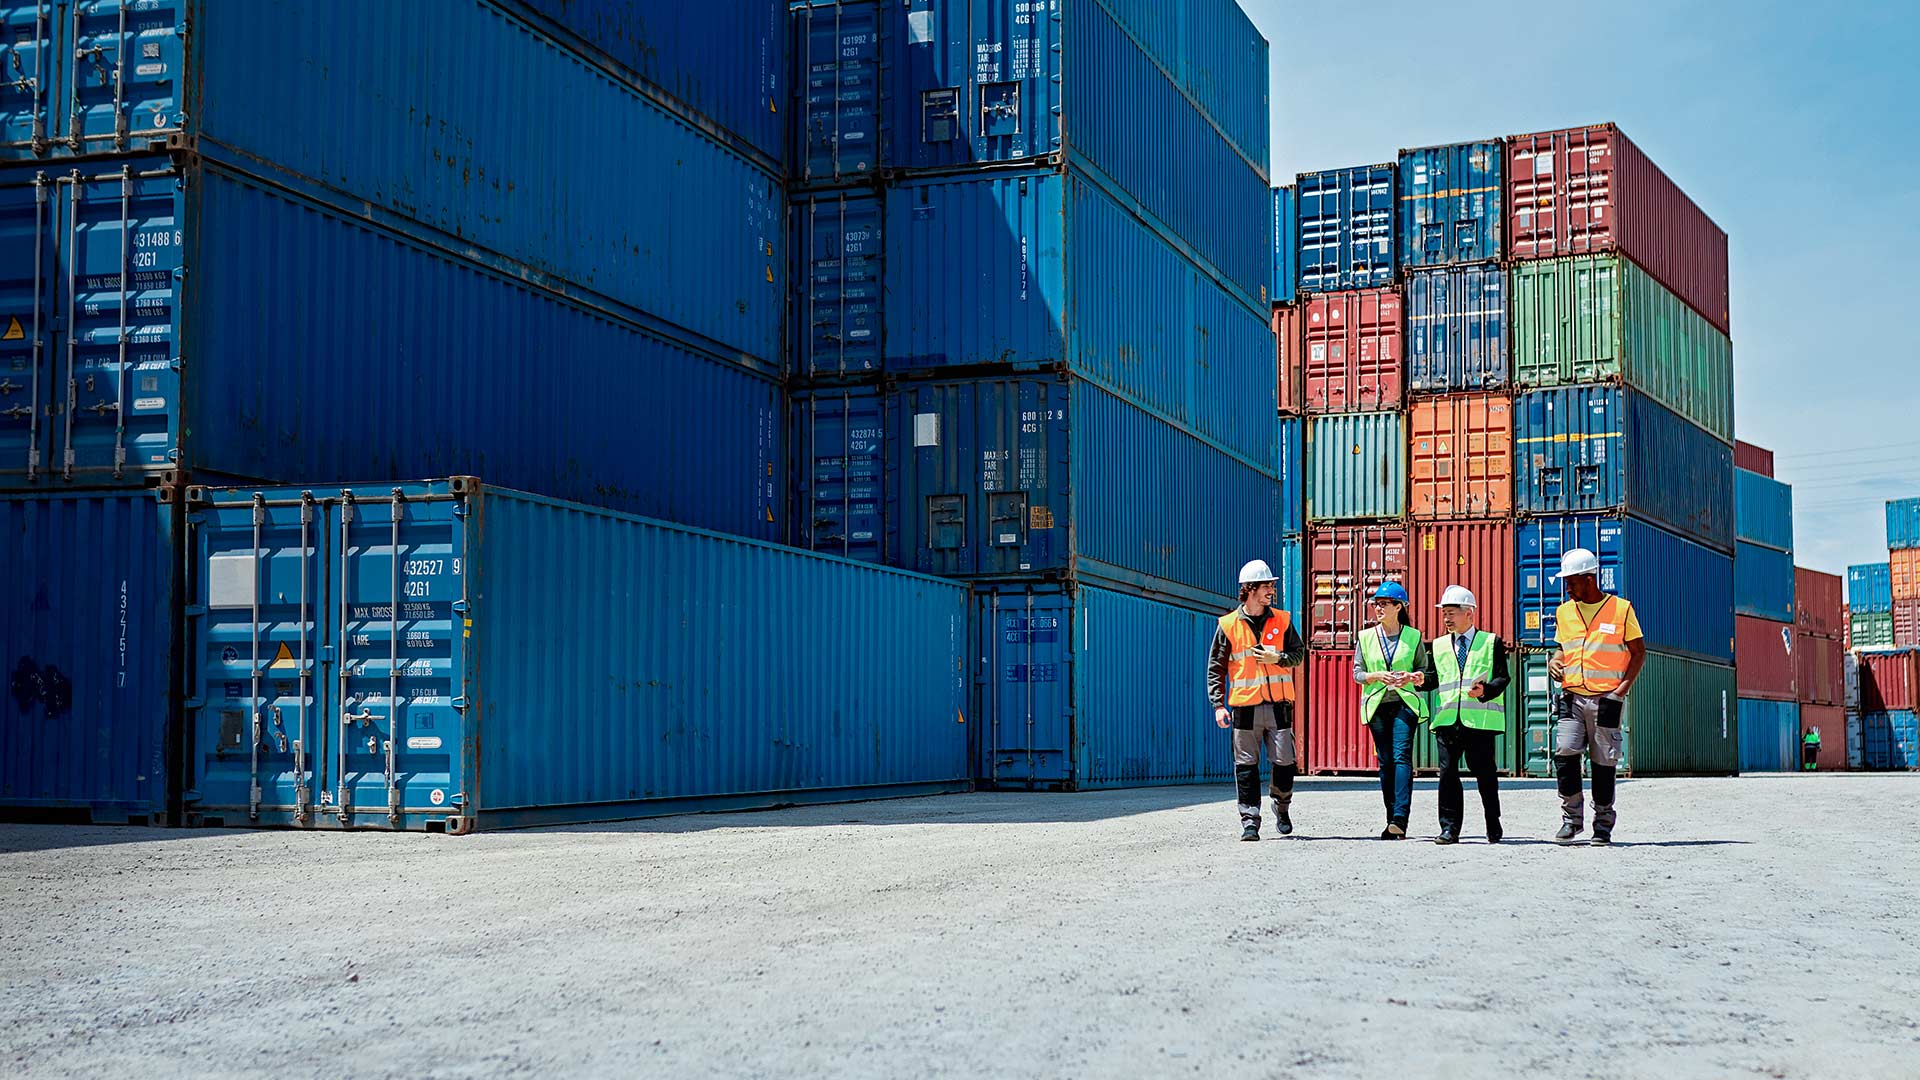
[1219,609,1297,706]
[1557,595,1634,696]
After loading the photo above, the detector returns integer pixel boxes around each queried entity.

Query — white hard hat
[1437,585,1477,608]
[1238,559,1277,585]
[1551,548,1602,581]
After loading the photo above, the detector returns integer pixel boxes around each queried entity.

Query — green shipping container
[1413,683,1521,775]
[1852,611,1896,649]
[1510,254,1734,443]
[1516,649,1737,777]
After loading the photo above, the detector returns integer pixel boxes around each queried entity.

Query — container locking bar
[386,488,403,823]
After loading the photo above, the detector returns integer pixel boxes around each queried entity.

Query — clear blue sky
[1243,0,1920,579]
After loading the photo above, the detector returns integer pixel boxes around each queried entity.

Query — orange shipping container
[1408,520,1516,639]
[1273,304,1304,415]
[1408,394,1513,519]
[1301,288,1404,413]
[1892,548,1920,601]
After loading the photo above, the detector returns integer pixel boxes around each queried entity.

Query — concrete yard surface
[4,775,1918,1079]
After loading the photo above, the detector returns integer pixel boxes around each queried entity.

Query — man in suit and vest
[1208,559,1306,841]
[1430,585,1509,845]
[1546,548,1647,845]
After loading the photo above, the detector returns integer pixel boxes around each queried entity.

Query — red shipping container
[1896,599,1920,647]
[1860,649,1920,713]
[1302,650,1376,773]
[1735,615,1796,701]
[1801,703,1848,771]
[1308,524,1411,648]
[1408,520,1515,639]
[1891,549,1920,602]
[1273,304,1304,415]
[1734,440,1774,477]
[1408,395,1513,519]
[1793,631,1843,707]
[1301,289,1403,413]
[1793,567,1844,638]
[1507,123,1731,334]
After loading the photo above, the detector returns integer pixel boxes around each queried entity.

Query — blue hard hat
[1372,581,1410,605]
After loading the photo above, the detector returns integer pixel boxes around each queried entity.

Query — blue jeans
[1368,706,1417,826]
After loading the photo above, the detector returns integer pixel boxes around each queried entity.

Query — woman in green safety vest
[1430,585,1510,844]
[1352,581,1433,839]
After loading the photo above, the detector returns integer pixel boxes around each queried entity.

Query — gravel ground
[4,774,1918,1079]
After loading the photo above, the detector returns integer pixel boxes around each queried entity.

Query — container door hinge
[451,600,470,614]
[451,696,469,710]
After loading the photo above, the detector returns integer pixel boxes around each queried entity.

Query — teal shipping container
[1849,563,1893,614]
[1307,412,1405,522]
[181,480,971,832]
[1735,468,1794,552]
[1735,541,1797,622]
[1736,699,1800,773]
[1518,650,1736,778]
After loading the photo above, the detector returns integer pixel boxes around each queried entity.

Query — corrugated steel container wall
[1307,412,1406,522]
[1094,0,1272,173]
[1735,542,1797,623]
[1506,124,1730,334]
[888,0,1268,305]
[1306,525,1409,648]
[1301,289,1405,413]
[973,583,1234,790]
[1279,535,1304,630]
[1404,264,1508,393]
[183,480,972,831]
[1734,469,1794,552]
[1852,612,1895,649]
[1272,187,1298,304]
[0,158,786,537]
[0,488,178,822]
[1896,599,1920,648]
[1734,440,1774,477]
[1846,651,1861,710]
[790,386,888,564]
[1508,254,1734,443]
[791,0,886,186]
[1518,652,1555,776]
[1297,164,1397,292]
[1801,703,1847,770]
[1735,615,1796,701]
[1892,548,1920,602]
[1302,650,1374,773]
[889,377,1277,611]
[1737,699,1800,773]
[1887,498,1920,550]
[1278,417,1305,537]
[1794,632,1843,706]
[1516,514,1734,661]
[1519,649,1734,777]
[1273,304,1304,415]
[1860,649,1920,713]
[1795,567,1844,637]
[1860,711,1920,770]
[793,189,885,378]
[1408,395,1512,520]
[883,169,1275,467]
[1849,563,1893,613]
[1397,141,1504,268]
[1513,387,1734,551]
[1408,521,1516,638]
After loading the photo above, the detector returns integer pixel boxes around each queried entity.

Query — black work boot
[1435,825,1460,845]
[1555,819,1583,844]
[1486,819,1504,844]
[1591,826,1613,846]
[1240,823,1260,842]
[1273,806,1293,836]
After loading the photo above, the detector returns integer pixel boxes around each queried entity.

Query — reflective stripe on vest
[1432,631,1505,731]
[1559,595,1632,695]
[1220,609,1296,706]
[1358,624,1427,722]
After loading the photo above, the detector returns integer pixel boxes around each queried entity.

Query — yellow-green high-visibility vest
[1358,624,1427,723]
[1432,631,1505,732]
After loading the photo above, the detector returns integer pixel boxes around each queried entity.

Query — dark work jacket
[1207,607,1306,728]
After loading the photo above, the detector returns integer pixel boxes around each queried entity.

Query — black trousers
[1433,724,1501,832]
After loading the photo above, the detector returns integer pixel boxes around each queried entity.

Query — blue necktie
[1456,633,1471,671]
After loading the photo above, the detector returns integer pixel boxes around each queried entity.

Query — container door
[791,386,887,563]
[328,489,467,827]
[793,191,884,378]
[976,590,1072,786]
[1,0,56,153]
[0,168,50,476]
[190,491,327,824]
[792,1,886,186]
[1519,652,1557,778]
[62,0,184,154]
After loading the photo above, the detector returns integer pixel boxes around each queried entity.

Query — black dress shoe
[1435,826,1459,845]
[1486,823,1504,844]
[1555,821,1582,843]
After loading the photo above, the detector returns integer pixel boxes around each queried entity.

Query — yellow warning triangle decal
[2,316,21,341]
[271,642,296,668]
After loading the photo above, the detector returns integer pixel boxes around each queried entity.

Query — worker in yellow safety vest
[1353,581,1433,839]
[1430,585,1509,845]
[1545,548,1647,845]
[1209,559,1306,841]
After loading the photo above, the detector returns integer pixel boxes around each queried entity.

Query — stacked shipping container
[1732,458,1798,771]
[1795,567,1848,770]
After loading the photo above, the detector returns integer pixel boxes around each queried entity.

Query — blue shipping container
[1514,386,1735,551]
[1272,186,1298,304]
[0,0,784,360]
[1397,141,1504,268]
[1404,264,1508,393]
[1,488,179,823]
[1517,514,1735,662]
[182,479,971,831]
[1849,563,1893,614]
[1860,711,1919,770]
[0,157,784,539]
[890,0,1268,305]
[1736,698,1800,773]
[974,583,1233,789]
[793,189,885,378]
[1735,541,1797,622]
[790,386,888,564]
[1278,416,1304,536]
[791,0,886,186]
[1297,163,1396,292]
[884,168,1275,467]
[1735,468,1794,552]
[1278,534,1304,630]
[891,376,1280,612]
[1889,498,1920,551]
